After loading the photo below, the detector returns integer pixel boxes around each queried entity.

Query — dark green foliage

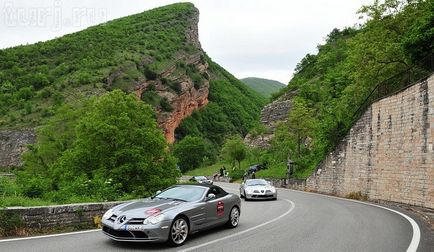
[160,97,173,112]
[271,0,433,178]
[173,136,216,172]
[143,65,158,80]
[19,90,179,202]
[0,210,24,236]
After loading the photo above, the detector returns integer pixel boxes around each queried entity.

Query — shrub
[17,174,52,198]
[0,210,24,236]
[346,191,368,201]
[160,97,173,112]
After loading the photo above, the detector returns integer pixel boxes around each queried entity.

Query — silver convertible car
[102,184,241,246]
[240,179,277,200]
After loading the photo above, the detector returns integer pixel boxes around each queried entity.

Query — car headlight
[103,209,114,219]
[143,214,165,225]
[245,188,254,194]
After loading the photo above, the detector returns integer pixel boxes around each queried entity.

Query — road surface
[0,182,420,252]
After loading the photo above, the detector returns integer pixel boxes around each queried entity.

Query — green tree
[51,90,179,194]
[221,136,247,170]
[288,99,315,157]
[173,136,214,172]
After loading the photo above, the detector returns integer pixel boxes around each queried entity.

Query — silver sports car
[240,179,277,200]
[102,184,241,246]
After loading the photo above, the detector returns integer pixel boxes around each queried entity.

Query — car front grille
[251,195,274,198]
[127,218,145,224]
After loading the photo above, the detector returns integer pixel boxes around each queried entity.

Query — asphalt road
[0,182,420,252]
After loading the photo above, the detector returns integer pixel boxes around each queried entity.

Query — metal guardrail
[351,53,434,122]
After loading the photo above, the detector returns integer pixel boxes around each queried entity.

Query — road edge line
[282,188,420,252]
[0,229,100,243]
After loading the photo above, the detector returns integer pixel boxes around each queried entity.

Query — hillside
[250,0,433,178]
[0,3,264,149]
[241,77,285,98]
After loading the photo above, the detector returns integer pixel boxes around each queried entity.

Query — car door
[204,186,227,227]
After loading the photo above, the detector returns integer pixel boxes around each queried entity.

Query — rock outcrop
[0,129,36,167]
[245,92,295,148]
[135,53,209,143]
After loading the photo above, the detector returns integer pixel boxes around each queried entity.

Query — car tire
[226,206,240,228]
[168,217,189,246]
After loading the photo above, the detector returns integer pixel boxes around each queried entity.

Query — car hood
[245,185,274,190]
[112,198,186,217]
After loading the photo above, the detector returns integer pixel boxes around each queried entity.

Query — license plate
[125,225,146,231]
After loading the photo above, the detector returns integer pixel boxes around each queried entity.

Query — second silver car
[240,179,277,200]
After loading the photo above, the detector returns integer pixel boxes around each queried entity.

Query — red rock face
[135,54,210,143]
[158,81,209,143]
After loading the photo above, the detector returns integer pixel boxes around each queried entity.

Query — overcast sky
[0,0,373,84]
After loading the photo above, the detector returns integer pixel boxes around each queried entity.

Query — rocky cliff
[0,129,36,167]
[135,53,210,143]
[245,92,294,148]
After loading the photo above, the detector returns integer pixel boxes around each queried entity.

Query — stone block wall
[3,201,123,229]
[305,74,434,208]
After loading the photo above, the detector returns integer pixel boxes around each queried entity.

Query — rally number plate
[125,225,146,231]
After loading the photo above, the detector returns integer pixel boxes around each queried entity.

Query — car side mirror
[206,193,216,201]
[155,190,161,195]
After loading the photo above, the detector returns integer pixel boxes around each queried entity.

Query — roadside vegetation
[1,91,179,207]
[263,0,433,178]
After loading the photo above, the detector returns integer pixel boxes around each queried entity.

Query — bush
[0,210,24,236]
[160,97,173,112]
[173,136,214,172]
[229,169,245,182]
[346,191,368,201]
[17,174,52,198]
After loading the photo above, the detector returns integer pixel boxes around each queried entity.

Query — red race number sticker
[217,201,224,216]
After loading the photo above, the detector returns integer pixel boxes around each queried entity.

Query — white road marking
[179,199,295,252]
[282,188,421,252]
[0,229,100,243]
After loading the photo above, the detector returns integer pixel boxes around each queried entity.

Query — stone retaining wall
[303,74,434,208]
[3,201,123,229]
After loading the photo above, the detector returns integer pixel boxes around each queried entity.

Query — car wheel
[168,217,189,246]
[226,206,240,228]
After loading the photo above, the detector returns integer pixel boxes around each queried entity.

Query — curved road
[0,182,420,252]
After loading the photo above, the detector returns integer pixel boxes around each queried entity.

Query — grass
[185,160,289,179]
[0,196,56,208]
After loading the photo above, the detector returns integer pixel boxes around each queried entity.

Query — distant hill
[241,77,285,98]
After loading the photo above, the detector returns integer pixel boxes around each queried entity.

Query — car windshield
[195,176,207,180]
[155,186,206,202]
[245,179,268,186]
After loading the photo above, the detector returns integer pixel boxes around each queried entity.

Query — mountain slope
[0,3,264,148]
[240,77,285,98]
[259,0,433,178]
